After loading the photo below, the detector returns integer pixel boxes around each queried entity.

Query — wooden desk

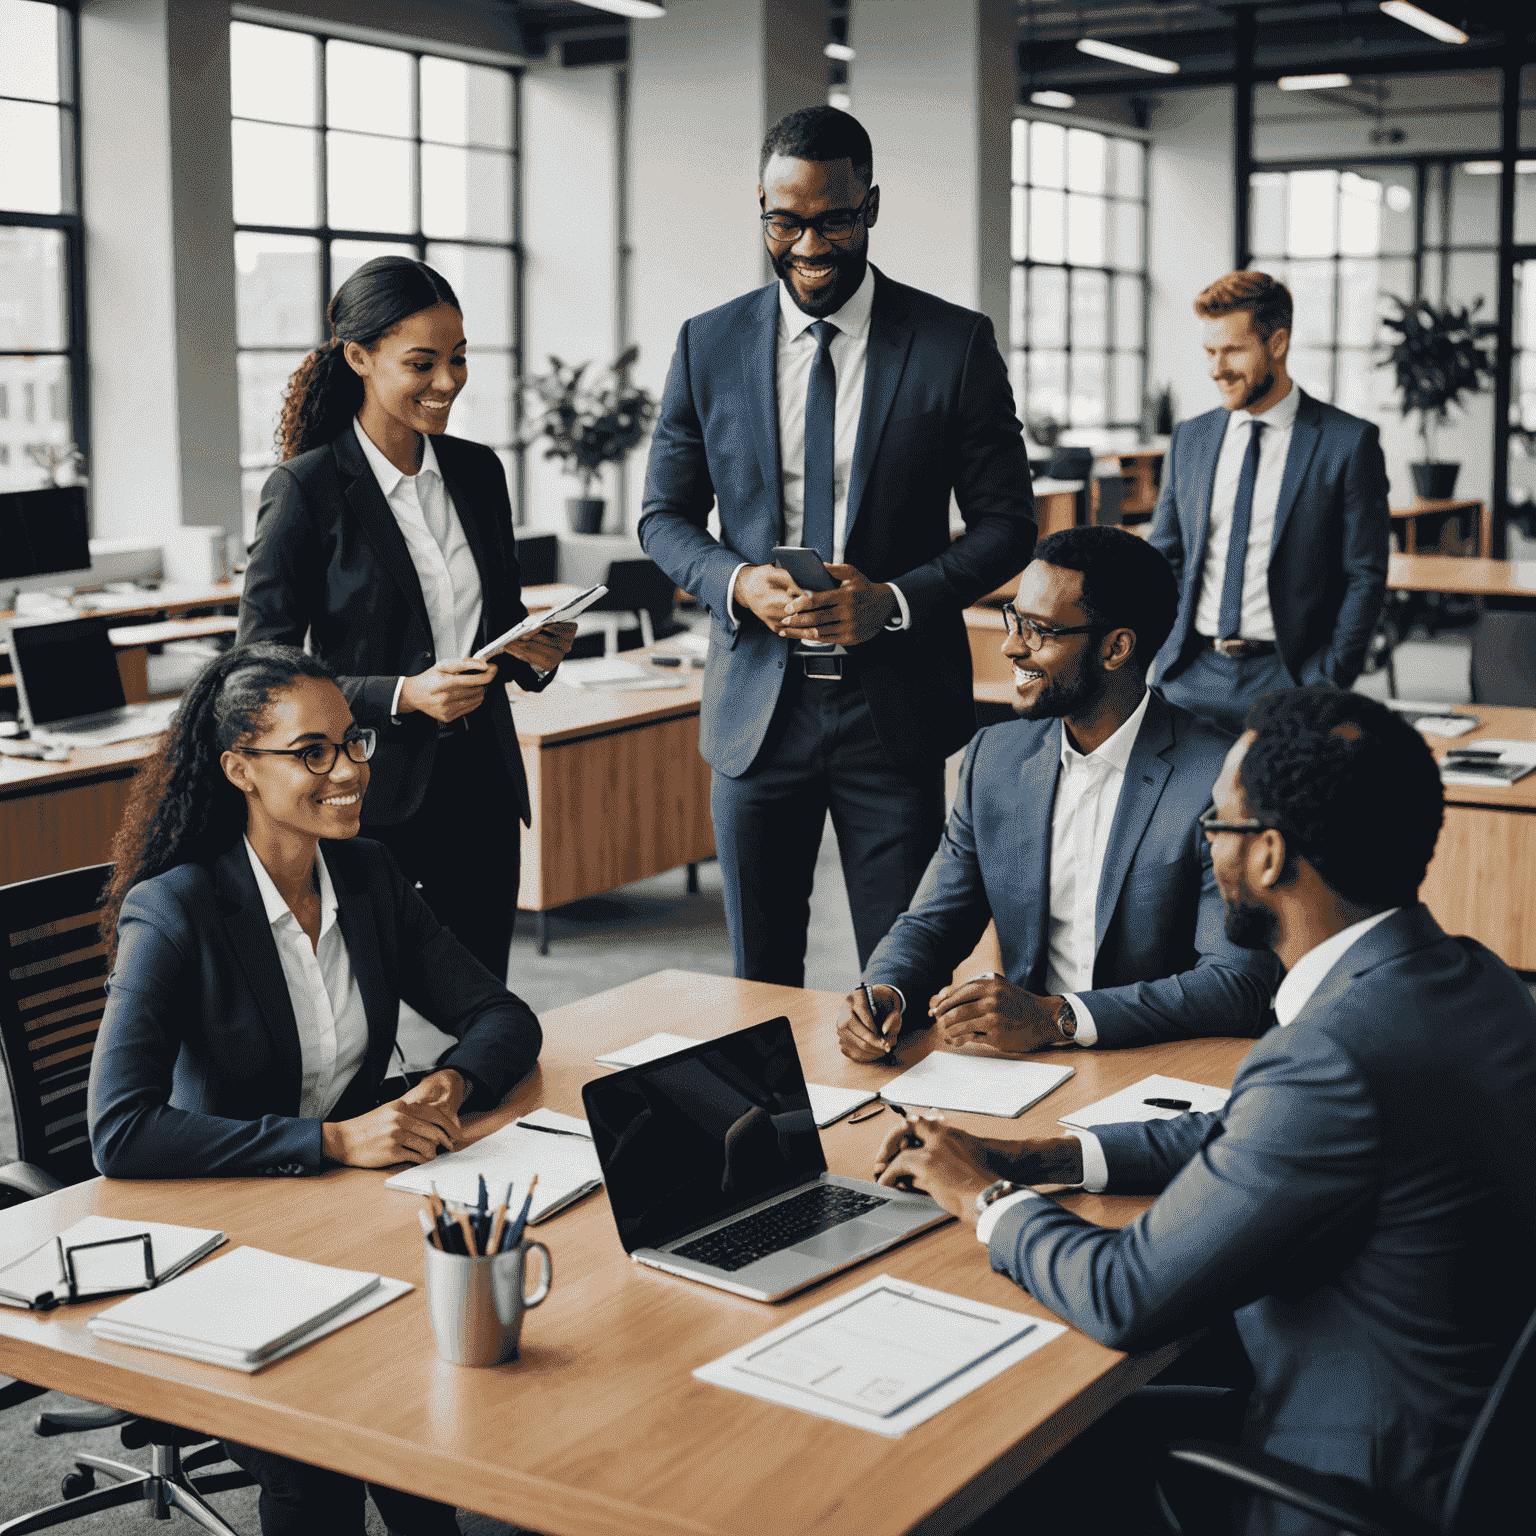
[1416,705,1536,970]
[1388,553,1536,600]
[0,971,1252,1536]
[1390,499,1489,558]
[1097,448,1163,518]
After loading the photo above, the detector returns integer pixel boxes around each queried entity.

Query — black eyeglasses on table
[999,604,1112,648]
[1197,806,1270,837]
[760,192,874,245]
[236,728,377,776]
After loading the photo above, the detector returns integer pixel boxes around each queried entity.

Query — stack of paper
[87,1247,410,1371]
[0,1216,225,1310]
[1439,739,1536,787]
[881,1053,1075,1118]
[1057,1074,1229,1131]
[804,1084,879,1128]
[385,1121,603,1223]
[558,657,685,692]
[595,1031,702,1068]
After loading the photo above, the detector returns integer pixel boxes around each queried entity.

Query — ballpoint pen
[848,1103,887,1125]
[516,1121,586,1138]
[505,1174,538,1249]
[476,1175,490,1251]
[1144,1097,1193,1111]
[863,983,897,1059]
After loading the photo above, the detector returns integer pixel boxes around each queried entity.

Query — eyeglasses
[1000,604,1111,650]
[760,192,874,245]
[1197,806,1271,838]
[236,728,377,776]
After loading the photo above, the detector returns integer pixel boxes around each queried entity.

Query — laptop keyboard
[673,1185,888,1272]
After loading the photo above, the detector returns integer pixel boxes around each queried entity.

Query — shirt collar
[1273,906,1400,1026]
[1226,379,1300,438]
[352,416,440,499]
[243,835,339,936]
[1058,688,1151,776]
[777,262,876,345]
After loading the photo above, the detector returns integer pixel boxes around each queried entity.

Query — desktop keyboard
[673,1185,887,1272]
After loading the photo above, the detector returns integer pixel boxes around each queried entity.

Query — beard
[772,242,868,319]
[1241,370,1276,410]
[1016,653,1107,722]
[1222,890,1278,951]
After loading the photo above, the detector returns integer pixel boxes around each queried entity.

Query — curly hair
[1239,687,1444,909]
[1194,269,1294,343]
[1033,525,1180,671]
[760,105,873,190]
[276,255,461,461]
[100,644,336,964]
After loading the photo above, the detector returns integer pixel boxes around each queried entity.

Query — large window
[231,22,523,540]
[0,0,85,496]
[1009,119,1147,436]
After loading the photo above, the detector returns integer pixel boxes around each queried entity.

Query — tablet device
[473,584,608,662]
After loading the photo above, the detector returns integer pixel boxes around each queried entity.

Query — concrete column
[846,0,1014,347]
[79,0,241,547]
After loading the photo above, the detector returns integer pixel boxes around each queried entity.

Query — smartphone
[772,545,838,592]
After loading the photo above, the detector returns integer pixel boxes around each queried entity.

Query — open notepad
[0,1216,225,1310]
[881,1053,1075,1118]
[1058,1074,1230,1131]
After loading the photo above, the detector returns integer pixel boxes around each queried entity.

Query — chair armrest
[0,1162,64,1201]
[1163,1440,1429,1536]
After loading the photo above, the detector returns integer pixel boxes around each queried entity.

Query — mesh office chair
[1156,1306,1536,1536]
[1469,611,1536,707]
[515,533,559,587]
[0,864,252,1533]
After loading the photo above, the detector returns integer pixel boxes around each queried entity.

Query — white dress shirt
[243,838,370,1121]
[352,419,484,718]
[976,903,1402,1243]
[1192,381,1301,642]
[725,267,910,631]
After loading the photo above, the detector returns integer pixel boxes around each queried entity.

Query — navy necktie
[1217,419,1265,641]
[802,320,839,563]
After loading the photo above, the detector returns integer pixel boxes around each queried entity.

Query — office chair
[579,558,680,656]
[1090,473,1132,528]
[515,532,559,587]
[1469,611,1536,706]
[0,863,253,1532]
[1155,1305,1536,1536]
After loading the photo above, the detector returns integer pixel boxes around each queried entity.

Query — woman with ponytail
[237,255,573,983]
[89,643,541,1533]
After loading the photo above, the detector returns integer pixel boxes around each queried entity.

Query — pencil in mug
[418,1201,442,1250]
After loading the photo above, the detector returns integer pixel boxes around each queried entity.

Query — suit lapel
[1094,693,1175,953]
[844,270,915,548]
[214,844,304,1115]
[738,285,783,533]
[331,429,433,636]
[1269,389,1323,554]
[323,843,399,1088]
[1014,725,1063,990]
[1186,412,1227,581]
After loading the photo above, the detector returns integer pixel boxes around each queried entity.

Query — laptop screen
[583,1018,825,1254]
[9,617,127,726]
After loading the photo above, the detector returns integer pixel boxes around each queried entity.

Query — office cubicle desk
[0,970,1251,1536]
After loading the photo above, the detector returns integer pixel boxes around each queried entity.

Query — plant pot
[565,497,605,534]
[1410,463,1460,501]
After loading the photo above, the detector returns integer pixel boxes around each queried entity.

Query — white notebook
[805,1083,879,1128]
[881,1053,1075,1118]
[86,1247,383,1365]
[1058,1074,1230,1131]
[0,1216,225,1310]
[595,1031,702,1069]
[384,1121,603,1223]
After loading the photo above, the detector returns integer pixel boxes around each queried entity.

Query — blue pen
[475,1174,490,1251]
[504,1174,538,1249]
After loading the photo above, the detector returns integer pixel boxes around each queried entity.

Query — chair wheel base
[59,1471,93,1500]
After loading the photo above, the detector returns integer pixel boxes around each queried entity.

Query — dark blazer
[638,266,1037,778]
[988,906,1536,1534]
[88,838,543,1179]
[1149,389,1390,689]
[863,689,1279,1046]
[237,429,547,827]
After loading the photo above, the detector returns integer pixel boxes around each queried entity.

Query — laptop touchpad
[792,1219,893,1263]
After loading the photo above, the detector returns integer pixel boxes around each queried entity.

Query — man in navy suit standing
[1149,270,1389,734]
[640,107,1036,986]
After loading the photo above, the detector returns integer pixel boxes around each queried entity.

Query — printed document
[882,1053,1075,1118]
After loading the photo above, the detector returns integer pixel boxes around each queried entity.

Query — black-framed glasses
[1198,806,1271,838]
[1000,604,1111,650]
[760,192,874,245]
[237,728,377,776]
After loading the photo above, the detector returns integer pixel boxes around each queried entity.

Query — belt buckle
[1213,637,1242,658]
[801,653,843,680]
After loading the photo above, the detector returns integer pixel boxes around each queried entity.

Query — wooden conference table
[0,971,1252,1536]
[1388,552,1536,600]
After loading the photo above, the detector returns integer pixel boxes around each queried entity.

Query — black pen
[849,1103,887,1125]
[1144,1097,1192,1111]
[516,1120,587,1138]
[863,983,897,1057]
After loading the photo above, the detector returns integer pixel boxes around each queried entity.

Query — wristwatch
[1056,999,1078,1042]
[973,1179,1015,1218]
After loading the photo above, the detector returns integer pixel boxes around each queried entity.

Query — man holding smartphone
[640,106,1036,984]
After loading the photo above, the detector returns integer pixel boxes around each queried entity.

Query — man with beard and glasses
[1148,271,1389,735]
[640,106,1035,987]
[836,527,1278,1063]
[870,688,1536,1536]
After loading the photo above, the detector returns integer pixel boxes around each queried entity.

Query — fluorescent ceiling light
[1076,37,1179,75]
[828,91,851,111]
[1278,73,1353,90]
[578,0,666,17]
[1378,2,1468,44]
[1462,161,1499,174]
[1031,90,1077,109]
[824,42,855,62]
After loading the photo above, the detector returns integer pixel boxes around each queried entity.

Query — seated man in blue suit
[875,688,1536,1535]
[837,526,1278,1061]
[1149,270,1390,735]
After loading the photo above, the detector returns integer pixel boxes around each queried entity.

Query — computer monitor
[0,486,91,582]
[7,617,126,729]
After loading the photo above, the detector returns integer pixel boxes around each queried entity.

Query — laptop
[8,617,181,747]
[582,1017,950,1302]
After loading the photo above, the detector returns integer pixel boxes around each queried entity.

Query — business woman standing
[90,642,543,1532]
[237,255,572,982]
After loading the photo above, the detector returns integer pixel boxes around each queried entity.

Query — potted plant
[1378,295,1497,501]
[519,345,657,533]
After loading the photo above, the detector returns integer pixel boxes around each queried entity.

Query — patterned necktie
[801,320,839,563]
[1217,419,1265,641]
